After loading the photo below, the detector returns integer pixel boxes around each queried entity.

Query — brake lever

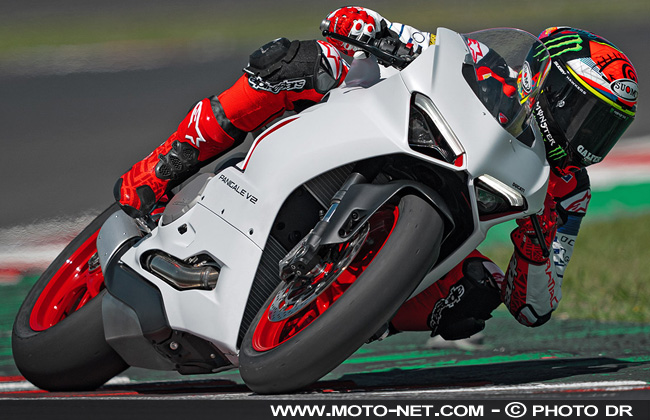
[322,30,408,69]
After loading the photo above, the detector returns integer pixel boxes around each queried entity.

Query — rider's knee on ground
[510,304,553,328]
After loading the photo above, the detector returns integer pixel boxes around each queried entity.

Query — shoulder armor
[245,38,300,79]
[244,39,346,95]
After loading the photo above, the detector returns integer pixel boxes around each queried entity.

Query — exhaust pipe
[148,253,219,290]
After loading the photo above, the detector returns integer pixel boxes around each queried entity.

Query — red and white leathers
[321,7,592,335]
[114,96,245,218]
[502,167,590,326]
[389,167,590,336]
[322,6,434,88]
[391,250,505,340]
[114,39,348,218]
[322,6,434,58]
[116,9,589,337]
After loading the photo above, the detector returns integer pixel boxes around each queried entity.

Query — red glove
[511,193,558,264]
[321,6,384,56]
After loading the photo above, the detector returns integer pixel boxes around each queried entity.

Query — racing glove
[320,6,387,58]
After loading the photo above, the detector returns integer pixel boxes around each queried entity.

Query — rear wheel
[12,203,129,391]
[239,194,444,394]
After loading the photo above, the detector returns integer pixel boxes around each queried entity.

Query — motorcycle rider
[113,7,430,220]
[114,6,638,341]
[113,37,350,219]
[320,8,638,338]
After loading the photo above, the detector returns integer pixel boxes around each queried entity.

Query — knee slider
[462,258,503,318]
[515,304,553,327]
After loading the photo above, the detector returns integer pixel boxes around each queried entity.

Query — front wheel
[239,194,444,394]
[12,203,129,391]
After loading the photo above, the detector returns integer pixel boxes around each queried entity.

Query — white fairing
[114,28,549,366]
[400,29,549,292]
[401,29,548,216]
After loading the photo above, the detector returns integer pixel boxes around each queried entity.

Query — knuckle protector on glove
[511,197,558,264]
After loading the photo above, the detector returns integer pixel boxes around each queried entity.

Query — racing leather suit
[322,8,591,336]
[386,28,589,334]
[502,167,590,326]
[115,10,587,340]
[114,38,348,218]
[391,168,590,337]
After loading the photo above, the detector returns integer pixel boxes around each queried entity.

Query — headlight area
[408,93,465,166]
[474,174,527,220]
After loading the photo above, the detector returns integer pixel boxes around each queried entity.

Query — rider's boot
[390,250,504,340]
[114,96,246,218]
[114,39,348,219]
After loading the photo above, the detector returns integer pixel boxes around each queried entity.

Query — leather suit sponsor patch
[248,76,307,93]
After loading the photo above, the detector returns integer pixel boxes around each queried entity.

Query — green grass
[2,0,649,56]
[482,212,650,323]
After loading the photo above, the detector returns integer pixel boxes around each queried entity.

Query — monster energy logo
[543,34,584,58]
[533,43,550,60]
[547,145,567,161]
[534,101,568,161]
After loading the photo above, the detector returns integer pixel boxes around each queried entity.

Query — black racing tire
[239,194,444,394]
[12,203,129,391]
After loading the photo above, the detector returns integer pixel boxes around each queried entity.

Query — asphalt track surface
[1,315,649,400]
[1,19,649,410]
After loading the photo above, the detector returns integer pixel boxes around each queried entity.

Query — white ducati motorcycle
[13,28,552,394]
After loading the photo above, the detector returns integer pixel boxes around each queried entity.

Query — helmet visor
[543,65,635,166]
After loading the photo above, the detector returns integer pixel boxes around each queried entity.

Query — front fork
[278,160,455,282]
[279,171,369,280]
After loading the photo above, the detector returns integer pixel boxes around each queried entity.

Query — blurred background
[1,0,648,226]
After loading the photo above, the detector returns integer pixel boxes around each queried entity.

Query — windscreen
[461,29,551,138]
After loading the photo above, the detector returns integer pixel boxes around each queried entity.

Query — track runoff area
[0,137,649,418]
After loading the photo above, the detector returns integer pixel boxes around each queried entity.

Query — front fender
[321,180,454,245]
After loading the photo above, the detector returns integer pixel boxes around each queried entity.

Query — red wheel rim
[252,206,399,351]
[29,229,105,331]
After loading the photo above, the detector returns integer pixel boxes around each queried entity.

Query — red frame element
[29,230,105,331]
[251,206,399,352]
